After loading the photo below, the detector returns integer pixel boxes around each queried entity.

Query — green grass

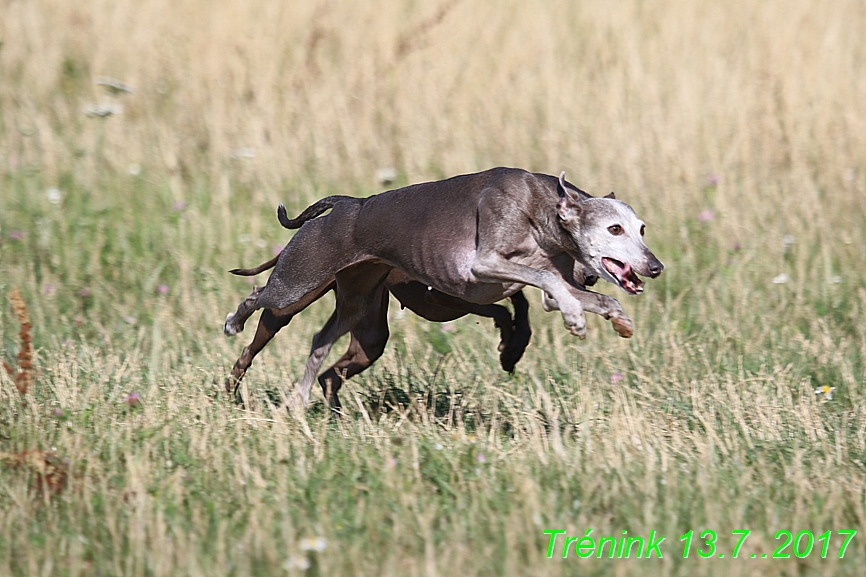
[2,164,864,576]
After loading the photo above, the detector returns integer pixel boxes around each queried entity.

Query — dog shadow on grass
[235,374,571,441]
[250,384,460,422]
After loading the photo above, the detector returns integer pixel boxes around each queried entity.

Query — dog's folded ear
[557,171,583,220]
[604,191,616,199]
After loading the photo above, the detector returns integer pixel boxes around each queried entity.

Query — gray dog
[225,167,663,408]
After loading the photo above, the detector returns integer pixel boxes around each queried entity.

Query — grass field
[1,0,866,575]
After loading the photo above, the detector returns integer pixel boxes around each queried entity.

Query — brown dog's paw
[610,312,634,338]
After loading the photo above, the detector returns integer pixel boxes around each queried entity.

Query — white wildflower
[230,147,256,160]
[46,188,63,204]
[772,273,789,284]
[283,555,310,571]
[376,167,397,186]
[84,103,123,117]
[94,76,135,95]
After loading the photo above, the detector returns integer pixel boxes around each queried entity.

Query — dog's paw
[559,300,586,339]
[563,313,587,339]
[499,344,522,372]
[568,323,587,340]
[225,373,243,396]
[286,390,309,415]
[499,320,531,373]
[224,312,242,336]
[610,312,634,338]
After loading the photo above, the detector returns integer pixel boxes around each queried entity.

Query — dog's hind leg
[226,308,293,395]
[224,285,265,336]
[294,264,392,407]
[225,280,336,396]
[316,285,532,409]
[317,284,390,411]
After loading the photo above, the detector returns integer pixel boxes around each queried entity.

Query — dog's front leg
[558,287,634,339]
[471,256,587,339]
[546,256,635,338]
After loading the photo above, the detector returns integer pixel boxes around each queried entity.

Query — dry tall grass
[1,0,865,575]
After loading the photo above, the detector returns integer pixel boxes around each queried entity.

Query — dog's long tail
[277,195,354,229]
[230,196,354,276]
[229,255,280,276]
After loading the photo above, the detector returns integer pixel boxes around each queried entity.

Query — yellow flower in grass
[299,536,327,552]
[814,386,836,402]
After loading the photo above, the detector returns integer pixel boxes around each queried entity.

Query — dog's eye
[640,225,645,237]
[608,224,623,235]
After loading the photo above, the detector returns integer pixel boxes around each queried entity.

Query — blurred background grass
[1,0,865,575]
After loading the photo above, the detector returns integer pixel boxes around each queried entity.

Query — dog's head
[556,172,664,295]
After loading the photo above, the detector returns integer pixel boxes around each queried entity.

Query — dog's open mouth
[602,257,644,295]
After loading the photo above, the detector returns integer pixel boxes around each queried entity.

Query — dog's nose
[647,256,664,278]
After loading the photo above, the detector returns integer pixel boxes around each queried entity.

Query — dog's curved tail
[230,196,354,276]
[277,195,354,229]
[229,255,280,276]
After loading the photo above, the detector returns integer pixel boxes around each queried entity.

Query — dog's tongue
[603,257,644,294]
[606,259,631,278]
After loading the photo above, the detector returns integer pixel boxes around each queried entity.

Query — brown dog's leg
[226,308,293,395]
[225,280,336,396]
[317,285,390,410]
[295,264,392,407]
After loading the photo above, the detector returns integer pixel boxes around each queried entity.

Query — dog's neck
[532,189,592,266]
[557,224,593,269]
